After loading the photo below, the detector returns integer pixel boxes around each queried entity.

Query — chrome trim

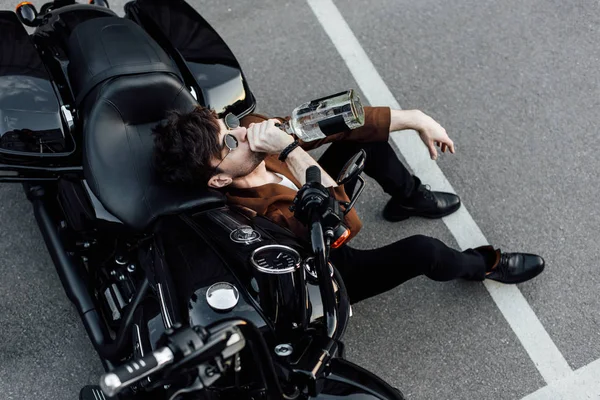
[189,87,198,100]
[229,225,261,244]
[302,257,334,279]
[168,377,204,400]
[103,287,120,320]
[111,283,126,309]
[154,346,175,364]
[249,244,301,274]
[92,387,106,400]
[100,347,174,397]
[274,343,293,356]
[157,283,173,330]
[61,105,74,131]
[114,255,128,266]
[134,324,144,357]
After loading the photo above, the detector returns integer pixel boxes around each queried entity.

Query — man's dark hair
[152,106,222,187]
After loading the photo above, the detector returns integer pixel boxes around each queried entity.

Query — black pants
[318,140,417,201]
[318,141,493,304]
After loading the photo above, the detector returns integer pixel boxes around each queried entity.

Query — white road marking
[306,0,577,390]
[521,358,600,400]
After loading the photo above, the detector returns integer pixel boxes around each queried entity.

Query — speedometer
[250,245,301,274]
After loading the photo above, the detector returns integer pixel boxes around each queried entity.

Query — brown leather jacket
[225,106,391,243]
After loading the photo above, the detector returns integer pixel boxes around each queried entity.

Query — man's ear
[208,174,233,189]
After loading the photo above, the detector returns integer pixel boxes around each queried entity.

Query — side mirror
[89,0,110,8]
[16,2,40,27]
[336,149,366,215]
[336,149,366,185]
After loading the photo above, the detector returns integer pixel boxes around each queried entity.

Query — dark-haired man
[153,106,544,304]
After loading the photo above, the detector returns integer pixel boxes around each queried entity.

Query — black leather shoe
[382,184,461,221]
[485,252,545,284]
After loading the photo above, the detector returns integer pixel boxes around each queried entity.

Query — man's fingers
[259,121,268,137]
[427,142,438,160]
[246,126,257,151]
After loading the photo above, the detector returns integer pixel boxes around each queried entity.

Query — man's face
[209,118,265,184]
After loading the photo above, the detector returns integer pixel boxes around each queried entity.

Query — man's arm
[245,106,455,160]
[284,146,337,187]
[247,119,338,187]
[244,118,362,241]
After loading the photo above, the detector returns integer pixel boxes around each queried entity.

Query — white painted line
[521,358,600,400]
[307,0,573,386]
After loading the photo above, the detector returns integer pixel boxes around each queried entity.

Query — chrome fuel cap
[206,282,239,312]
[230,225,261,244]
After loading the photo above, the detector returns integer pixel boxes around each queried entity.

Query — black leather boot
[382,180,461,221]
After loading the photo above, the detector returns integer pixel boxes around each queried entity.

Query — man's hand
[412,111,455,160]
[247,119,294,154]
[389,109,456,161]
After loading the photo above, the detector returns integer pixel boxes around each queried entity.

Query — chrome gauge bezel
[250,244,301,274]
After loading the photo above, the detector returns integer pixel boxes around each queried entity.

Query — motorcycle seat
[67,16,182,106]
[82,71,225,231]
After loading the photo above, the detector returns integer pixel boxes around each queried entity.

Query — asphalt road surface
[1,1,599,399]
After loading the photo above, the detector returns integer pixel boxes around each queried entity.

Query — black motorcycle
[1,0,406,398]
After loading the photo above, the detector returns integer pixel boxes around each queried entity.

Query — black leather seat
[81,72,225,231]
[66,15,224,231]
[67,16,182,105]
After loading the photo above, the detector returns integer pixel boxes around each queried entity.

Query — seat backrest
[82,72,225,231]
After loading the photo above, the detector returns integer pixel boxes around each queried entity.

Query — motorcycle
[1,0,406,398]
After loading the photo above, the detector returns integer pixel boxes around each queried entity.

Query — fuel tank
[180,205,346,335]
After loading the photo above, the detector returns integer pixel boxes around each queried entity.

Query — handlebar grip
[306,166,321,185]
[100,347,174,397]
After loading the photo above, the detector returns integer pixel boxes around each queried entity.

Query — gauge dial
[250,245,301,274]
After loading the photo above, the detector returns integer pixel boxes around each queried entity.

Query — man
[152,105,544,304]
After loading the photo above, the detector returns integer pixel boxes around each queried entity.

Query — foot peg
[80,385,112,400]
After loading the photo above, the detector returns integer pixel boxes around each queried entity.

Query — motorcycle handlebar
[100,346,175,397]
[306,165,321,185]
[98,320,250,398]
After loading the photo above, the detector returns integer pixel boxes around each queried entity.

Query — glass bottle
[276,89,365,142]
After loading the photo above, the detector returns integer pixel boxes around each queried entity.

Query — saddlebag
[0,11,75,166]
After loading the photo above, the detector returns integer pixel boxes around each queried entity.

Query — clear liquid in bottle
[281,89,365,142]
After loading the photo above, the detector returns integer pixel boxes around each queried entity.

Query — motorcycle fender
[311,358,406,400]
